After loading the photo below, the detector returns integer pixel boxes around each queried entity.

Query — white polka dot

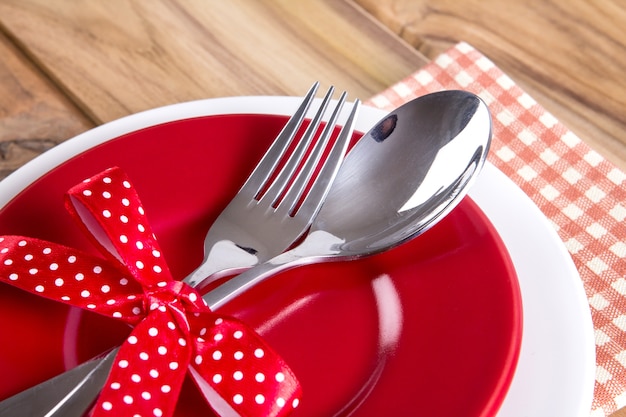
[215,318,223,325]
[83,190,92,197]
[101,285,111,293]
[81,290,90,298]
[161,384,171,393]
[118,360,129,368]
[213,350,222,360]
[234,351,244,360]
[157,281,167,288]
[123,180,131,189]
[123,395,133,404]
[138,224,145,232]
[120,215,129,223]
[234,330,243,339]
[195,355,203,365]
[132,307,141,315]
[102,191,111,199]
[61,296,70,301]
[150,369,159,378]
[189,293,198,302]
[153,408,163,417]
[255,394,265,404]
[148,327,158,337]
[136,241,144,250]
[293,398,300,408]
[131,374,141,383]
[142,391,151,400]
[93,266,102,274]
[29,268,38,275]
[276,398,286,407]
[275,372,285,382]
[152,250,161,257]
[254,348,264,358]
[24,254,33,261]
[233,371,243,380]
[178,338,187,347]
[167,321,176,330]
[35,285,44,293]
[9,273,18,281]
[255,373,265,382]
[169,362,178,370]
[120,235,128,243]
[120,278,129,285]
[233,394,243,405]
[87,304,96,309]
[75,273,84,281]
[68,255,77,263]
[138,206,145,215]
[122,198,130,206]
[102,210,112,218]
[106,299,115,305]
[128,335,138,344]
[49,263,58,271]
[55,278,64,286]
[212,374,222,383]
[43,247,52,255]
[139,352,149,360]
[103,177,112,184]
[214,333,223,341]
[136,261,144,269]
[3,259,13,266]
[18,240,26,247]
[113,312,122,318]
[158,346,167,355]
[110,382,121,390]
[102,401,112,410]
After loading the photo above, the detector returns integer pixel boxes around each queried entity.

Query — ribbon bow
[0,167,301,417]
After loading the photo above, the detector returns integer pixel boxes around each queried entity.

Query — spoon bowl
[205,90,492,309]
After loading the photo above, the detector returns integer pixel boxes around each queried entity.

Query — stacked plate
[0,97,595,416]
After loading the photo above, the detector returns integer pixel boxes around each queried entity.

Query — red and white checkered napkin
[367,42,625,416]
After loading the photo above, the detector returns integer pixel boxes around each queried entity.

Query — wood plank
[354,0,626,172]
[0,31,93,180]
[0,0,428,125]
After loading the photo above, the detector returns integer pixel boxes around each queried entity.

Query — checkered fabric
[367,42,626,417]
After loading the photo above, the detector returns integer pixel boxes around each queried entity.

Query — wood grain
[0,0,427,125]
[0,31,92,180]
[354,0,626,173]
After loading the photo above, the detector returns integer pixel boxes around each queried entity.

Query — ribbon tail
[188,312,302,417]
[91,310,191,417]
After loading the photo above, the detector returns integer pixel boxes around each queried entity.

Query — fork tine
[290,98,360,220]
[259,85,335,205]
[240,81,319,198]
[277,91,348,216]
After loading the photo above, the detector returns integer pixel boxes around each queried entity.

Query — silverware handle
[0,348,118,417]
[0,252,301,416]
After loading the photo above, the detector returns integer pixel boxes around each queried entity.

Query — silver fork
[0,83,361,417]
[185,81,359,289]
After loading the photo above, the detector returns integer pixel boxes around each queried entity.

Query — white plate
[0,96,595,416]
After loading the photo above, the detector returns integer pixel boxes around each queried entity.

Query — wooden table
[0,1,624,415]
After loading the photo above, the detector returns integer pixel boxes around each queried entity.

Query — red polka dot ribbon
[0,167,302,417]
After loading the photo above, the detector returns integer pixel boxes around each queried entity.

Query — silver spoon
[205,89,491,309]
[0,90,491,416]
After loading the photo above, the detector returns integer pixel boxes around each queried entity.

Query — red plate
[0,113,522,416]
